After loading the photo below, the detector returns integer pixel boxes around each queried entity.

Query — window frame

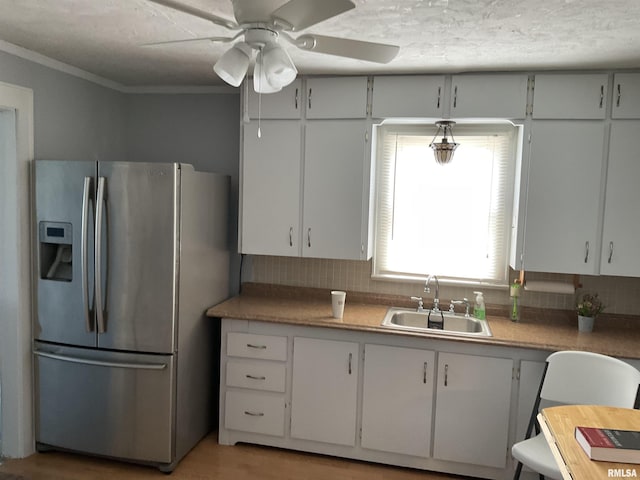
[371,120,523,287]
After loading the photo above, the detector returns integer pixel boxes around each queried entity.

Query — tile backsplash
[248,256,640,316]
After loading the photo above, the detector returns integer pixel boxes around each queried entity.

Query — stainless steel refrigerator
[33,160,229,472]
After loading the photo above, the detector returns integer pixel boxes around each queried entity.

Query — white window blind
[373,123,518,285]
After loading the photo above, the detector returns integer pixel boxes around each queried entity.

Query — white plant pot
[578,315,595,333]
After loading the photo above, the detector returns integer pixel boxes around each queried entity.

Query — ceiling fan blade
[146,0,238,30]
[295,34,399,63]
[142,36,236,47]
[271,0,355,31]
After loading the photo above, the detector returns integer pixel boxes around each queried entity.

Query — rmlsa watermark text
[608,469,638,478]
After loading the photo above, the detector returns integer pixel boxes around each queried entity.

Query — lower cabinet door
[290,337,359,446]
[224,390,285,437]
[361,344,435,457]
[433,352,513,468]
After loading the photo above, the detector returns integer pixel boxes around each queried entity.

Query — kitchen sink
[380,307,492,337]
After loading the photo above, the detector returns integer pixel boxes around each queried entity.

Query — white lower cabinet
[361,344,435,457]
[290,337,359,446]
[219,319,531,480]
[433,352,514,468]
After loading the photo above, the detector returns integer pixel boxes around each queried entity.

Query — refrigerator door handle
[81,176,94,333]
[95,176,106,334]
[34,351,167,370]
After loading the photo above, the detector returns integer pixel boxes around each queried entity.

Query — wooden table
[538,405,640,479]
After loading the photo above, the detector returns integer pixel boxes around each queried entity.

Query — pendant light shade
[429,121,459,165]
[213,42,251,87]
[262,43,297,89]
[253,50,282,93]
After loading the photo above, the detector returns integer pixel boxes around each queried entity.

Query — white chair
[512,350,640,480]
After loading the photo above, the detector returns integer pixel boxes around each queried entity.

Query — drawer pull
[444,363,449,387]
[423,361,428,384]
[244,410,265,417]
[246,374,266,380]
[247,343,267,349]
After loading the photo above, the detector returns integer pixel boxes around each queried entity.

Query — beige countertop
[207,283,640,360]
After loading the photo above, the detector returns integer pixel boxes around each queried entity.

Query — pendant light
[429,121,459,165]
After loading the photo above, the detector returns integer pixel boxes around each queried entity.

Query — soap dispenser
[473,291,486,319]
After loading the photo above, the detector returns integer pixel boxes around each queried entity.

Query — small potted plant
[576,293,605,333]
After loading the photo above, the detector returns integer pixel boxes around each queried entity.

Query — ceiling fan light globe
[213,42,251,87]
[253,51,282,94]
[262,44,297,89]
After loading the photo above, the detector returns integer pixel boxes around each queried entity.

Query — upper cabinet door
[600,121,640,276]
[246,79,303,119]
[303,120,368,260]
[305,77,368,119]
[612,73,640,119]
[450,74,528,118]
[372,75,446,118]
[240,121,302,256]
[523,121,605,274]
[532,74,608,119]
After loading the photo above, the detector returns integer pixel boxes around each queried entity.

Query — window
[373,123,520,286]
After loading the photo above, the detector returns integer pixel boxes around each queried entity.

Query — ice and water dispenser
[39,221,73,281]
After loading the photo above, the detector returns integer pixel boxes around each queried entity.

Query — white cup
[331,290,346,319]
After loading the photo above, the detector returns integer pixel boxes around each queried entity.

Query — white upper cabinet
[600,121,640,276]
[371,75,446,118]
[450,74,529,118]
[240,121,301,256]
[523,121,605,274]
[305,77,368,119]
[612,73,640,118]
[303,120,370,260]
[532,74,608,119]
[246,79,303,119]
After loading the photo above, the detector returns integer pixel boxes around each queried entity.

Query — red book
[575,426,640,464]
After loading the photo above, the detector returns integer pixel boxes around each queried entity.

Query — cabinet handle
[246,374,266,380]
[444,364,449,386]
[348,352,352,375]
[295,87,299,110]
[308,88,312,109]
[247,343,267,350]
[608,241,614,264]
[244,411,265,417]
[584,241,590,263]
[453,86,458,108]
[289,227,293,247]
[599,85,604,108]
[423,362,428,384]
[617,84,622,107]
[436,86,441,109]
[307,227,311,248]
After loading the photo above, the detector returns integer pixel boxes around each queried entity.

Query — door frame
[0,80,35,458]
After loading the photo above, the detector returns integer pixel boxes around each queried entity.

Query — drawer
[227,332,287,361]
[224,390,285,436]
[226,360,286,392]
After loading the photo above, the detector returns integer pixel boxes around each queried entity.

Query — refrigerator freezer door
[34,160,97,347]
[96,162,178,353]
[34,342,175,464]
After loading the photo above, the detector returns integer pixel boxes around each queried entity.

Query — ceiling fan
[146,0,400,93]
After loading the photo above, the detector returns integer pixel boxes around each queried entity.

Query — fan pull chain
[257,47,263,139]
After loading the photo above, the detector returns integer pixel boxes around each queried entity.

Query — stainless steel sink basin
[381,307,492,337]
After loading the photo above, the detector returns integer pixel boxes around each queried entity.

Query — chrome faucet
[424,274,440,312]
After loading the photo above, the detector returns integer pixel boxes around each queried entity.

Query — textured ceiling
[0,0,639,87]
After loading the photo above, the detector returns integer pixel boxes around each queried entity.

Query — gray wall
[124,93,241,291]
[0,51,127,162]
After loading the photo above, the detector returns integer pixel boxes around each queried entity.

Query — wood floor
[0,434,477,480]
